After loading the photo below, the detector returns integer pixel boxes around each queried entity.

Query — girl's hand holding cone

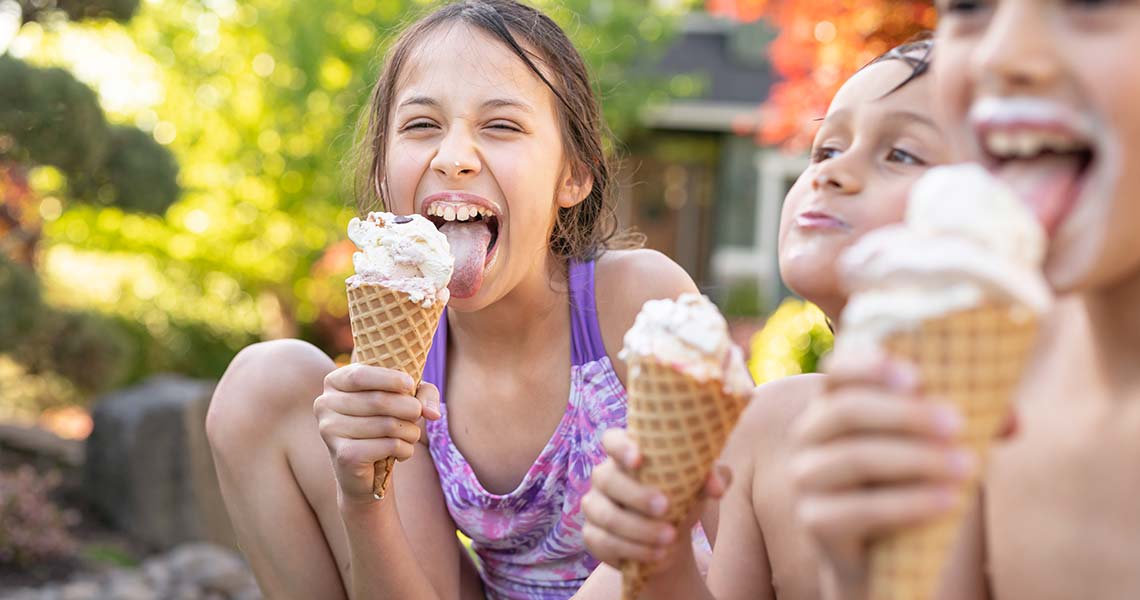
[583,429,731,574]
[314,363,442,505]
[789,347,976,598]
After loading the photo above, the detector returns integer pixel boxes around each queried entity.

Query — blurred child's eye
[887,148,926,166]
[941,0,987,13]
[1067,0,1124,9]
[812,146,841,163]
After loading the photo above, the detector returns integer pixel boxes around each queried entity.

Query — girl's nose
[971,3,1061,94]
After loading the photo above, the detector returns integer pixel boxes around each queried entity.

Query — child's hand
[314,364,442,505]
[582,429,730,575]
[789,346,976,596]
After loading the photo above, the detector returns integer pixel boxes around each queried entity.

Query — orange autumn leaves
[711,1,936,148]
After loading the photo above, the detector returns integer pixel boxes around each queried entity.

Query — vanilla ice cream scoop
[839,164,1053,345]
[621,293,753,395]
[346,212,454,307]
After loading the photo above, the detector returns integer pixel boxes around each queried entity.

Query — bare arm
[340,437,472,599]
[705,399,777,600]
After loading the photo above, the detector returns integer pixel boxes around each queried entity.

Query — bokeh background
[0,0,930,595]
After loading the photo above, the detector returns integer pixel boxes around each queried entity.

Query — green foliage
[749,299,834,384]
[0,56,110,176]
[20,309,135,393]
[71,126,180,214]
[15,0,698,386]
[720,278,766,319]
[0,466,80,568]
[80,543,139,567]
[0,255,43,354]
[18,0,140,24]
[0,58,180,214]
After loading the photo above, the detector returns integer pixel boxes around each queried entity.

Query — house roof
[640,14,775,132]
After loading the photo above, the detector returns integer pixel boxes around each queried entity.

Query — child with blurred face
[790,2,1140,599]
[575,40,953,600]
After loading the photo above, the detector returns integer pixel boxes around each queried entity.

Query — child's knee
[206,339,334,452]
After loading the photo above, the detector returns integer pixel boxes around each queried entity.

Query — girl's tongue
[441,221,492,299]
[996,154,1085,236]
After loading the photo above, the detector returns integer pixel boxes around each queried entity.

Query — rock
[164,543,256,598]
[83,375,235,551]
[141,558,172,595]
[102,570,151,600]
[0,424,84,469]
[56,580,99,600]
[0,588,47,600]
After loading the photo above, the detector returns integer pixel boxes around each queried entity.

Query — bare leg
[206,340,351,599]
[208,339,485,599]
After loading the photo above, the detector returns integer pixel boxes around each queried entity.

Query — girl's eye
[402,121,437,132]
[812,146,841,163]
[887,148,926,166]
[487,122,523,133]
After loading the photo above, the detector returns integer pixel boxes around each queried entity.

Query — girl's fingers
[701,463,732,500]
[316,390,424,421]
[329,437,416,472]
[794,393,963,446]
[325,364,415,395]
[601,428,641,470]
[582,522,667,566]
[824,346,919,393]
[590,459,668,518]
[417,382,442,421]
[797,484,961,544]
[791,437,975,493]
[319,415,422,445]
[581,487,676,547]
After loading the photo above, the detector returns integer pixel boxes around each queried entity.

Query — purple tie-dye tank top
[423,259,626,600]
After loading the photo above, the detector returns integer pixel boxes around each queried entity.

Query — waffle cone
[620,359,749,600]
[346,283,445,500]
[867,304,1039,600]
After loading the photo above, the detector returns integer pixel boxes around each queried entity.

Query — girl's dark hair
[864,35,934,96]
[353,0,634,261]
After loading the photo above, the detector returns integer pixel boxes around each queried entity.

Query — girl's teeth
[444,206,456,221]
[458,206,471,220]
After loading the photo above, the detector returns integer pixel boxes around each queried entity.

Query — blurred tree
[711,0,935,147]
[0,0,176,402]
[5,0,697,398]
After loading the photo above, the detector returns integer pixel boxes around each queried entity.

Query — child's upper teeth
[427,202,493,222]
[987,130,1087,159]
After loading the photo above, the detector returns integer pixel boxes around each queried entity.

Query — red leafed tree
[712,1,936,148]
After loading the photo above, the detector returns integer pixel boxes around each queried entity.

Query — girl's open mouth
[422,193,502,299]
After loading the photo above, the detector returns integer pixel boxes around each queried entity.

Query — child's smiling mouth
[971,97,1100,237]
[422,192,502,299]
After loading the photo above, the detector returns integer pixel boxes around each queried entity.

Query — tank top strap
[422,309,448,402]
[568,258,609,367]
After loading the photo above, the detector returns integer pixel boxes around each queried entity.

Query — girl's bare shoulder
[736,373,828,445]
[592,249,699,380]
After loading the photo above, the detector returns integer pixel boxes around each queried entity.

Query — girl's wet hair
[353,0,633,262]
[864,35,934,96]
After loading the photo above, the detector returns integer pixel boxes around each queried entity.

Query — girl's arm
[704,399,777,600]
[339,436,475,599]
[316,370,475,599]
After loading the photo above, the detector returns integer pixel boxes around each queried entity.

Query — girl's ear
[556,163,594,209]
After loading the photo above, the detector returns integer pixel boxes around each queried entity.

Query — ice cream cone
[620,358,750,600]
[347,283,445,500]
[867,304,1039,600]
